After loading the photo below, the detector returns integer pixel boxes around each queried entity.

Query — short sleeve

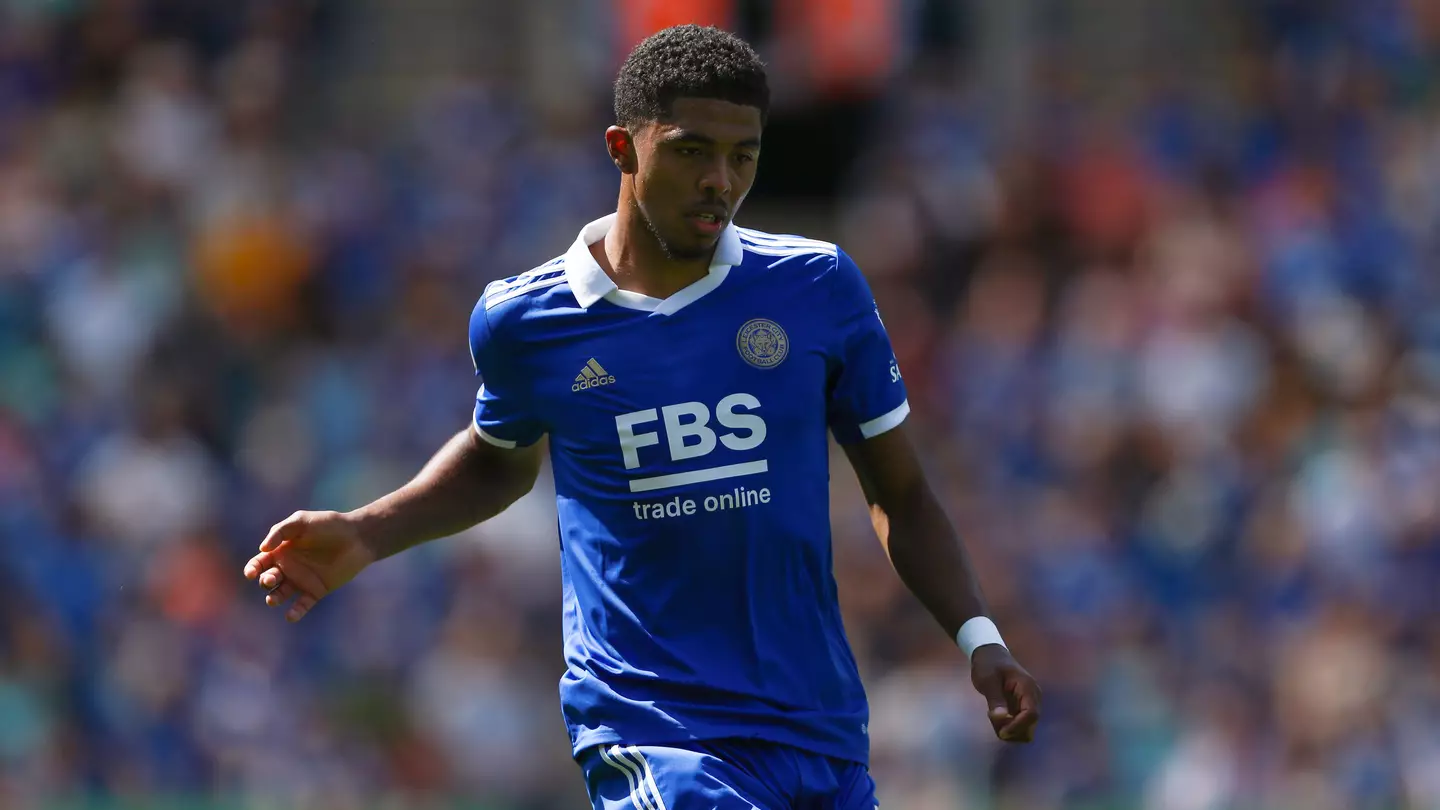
[469,297,544,448]
[825,248,910,444]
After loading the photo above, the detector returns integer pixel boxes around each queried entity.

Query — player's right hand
[243,510,376,622]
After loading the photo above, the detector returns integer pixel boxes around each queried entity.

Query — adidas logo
[572,358,616,392]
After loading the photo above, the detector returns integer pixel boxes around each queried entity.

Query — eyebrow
[664,130,762,149]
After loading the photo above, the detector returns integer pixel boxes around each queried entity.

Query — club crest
[737,318,789,369]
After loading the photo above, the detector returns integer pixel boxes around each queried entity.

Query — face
[609,97,763,260]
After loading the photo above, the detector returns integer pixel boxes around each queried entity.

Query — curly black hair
[614,25,770,129]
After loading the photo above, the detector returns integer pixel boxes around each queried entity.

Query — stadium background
[2,0,1440,808]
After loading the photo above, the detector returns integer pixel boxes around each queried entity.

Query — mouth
[685,210,727,236]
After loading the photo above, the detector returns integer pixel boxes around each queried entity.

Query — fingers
[998,676,1042,743]
[998,708,1039,742]
[251,563,295,607]
[243,551,275,580]
[985,699,1012,736]
[255,566,285,591]
[265,581,297,607]
[975,659,1043,743]
[260,512,307,552]
[247,513,305,580]
[251,564,324,622]
[974,671,1013,735]
[245,514,330,623]
[287,593,318,623]
[248,513,307,580]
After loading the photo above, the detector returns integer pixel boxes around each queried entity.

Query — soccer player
[244,25,1041,808]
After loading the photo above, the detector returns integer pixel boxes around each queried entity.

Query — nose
[698,155,731,199]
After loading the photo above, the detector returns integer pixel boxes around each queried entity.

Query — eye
[734,153,756,164]
[676,146,703,157]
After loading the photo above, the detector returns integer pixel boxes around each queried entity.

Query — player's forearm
[880,483,991,640]
[346,427,540,560]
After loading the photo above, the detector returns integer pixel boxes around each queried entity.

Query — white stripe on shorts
[619,746,668,810]
[600,745,658,810]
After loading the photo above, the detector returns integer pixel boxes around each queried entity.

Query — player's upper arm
[841,423,928,547]
[825,247,910,445]
[466,421,544,497]
[469,292,545,449]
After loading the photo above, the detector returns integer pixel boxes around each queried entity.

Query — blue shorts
[578,739,878,810]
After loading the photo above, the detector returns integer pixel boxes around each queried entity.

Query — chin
[660,234,717,261]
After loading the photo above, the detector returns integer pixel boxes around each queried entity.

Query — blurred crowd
[3,1,1440,808]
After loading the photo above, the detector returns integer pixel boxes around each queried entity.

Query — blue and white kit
[469,215,907,808]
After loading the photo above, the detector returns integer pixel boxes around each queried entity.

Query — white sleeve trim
[474,385,523,448]
[858,399,910,439]
[474,422,518,449]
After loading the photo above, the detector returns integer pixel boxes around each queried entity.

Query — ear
[605,125,638,175]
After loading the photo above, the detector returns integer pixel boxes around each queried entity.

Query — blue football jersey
[468,214,909,766]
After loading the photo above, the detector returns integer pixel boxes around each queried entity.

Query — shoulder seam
[736,228,834,248]
[740,241,838,258]
[737,231,836,257]
[484,270,568,310]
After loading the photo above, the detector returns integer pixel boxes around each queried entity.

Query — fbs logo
[614,393,768,493]
[572,358,616,391]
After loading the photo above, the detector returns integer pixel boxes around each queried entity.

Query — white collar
[563,212,743,315]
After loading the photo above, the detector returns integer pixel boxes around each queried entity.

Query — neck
[598,190,715,300]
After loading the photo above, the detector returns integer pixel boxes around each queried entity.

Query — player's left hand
[970,644,1041,743]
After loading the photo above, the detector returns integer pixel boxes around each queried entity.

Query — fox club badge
[737,318,788,369]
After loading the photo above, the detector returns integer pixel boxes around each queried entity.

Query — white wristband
[956,617,1007,661]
